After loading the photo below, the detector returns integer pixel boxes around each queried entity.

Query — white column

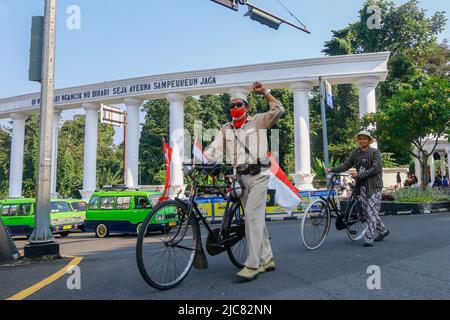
[8,113,28,198]
[50,110,61,196]
[414,157,422,186]
[447,148,450,179]
[429,155,435,186]
[438,151,446,177]
[290,82,315,190]
[356,77,379,118]
[124,98,142,187]
[82,103,100,192]
[167,93,186,196]
[356,77,379,148]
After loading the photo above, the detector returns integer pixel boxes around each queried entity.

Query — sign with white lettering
[30,76,218,107]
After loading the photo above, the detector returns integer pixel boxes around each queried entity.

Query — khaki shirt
[204,100,285,167]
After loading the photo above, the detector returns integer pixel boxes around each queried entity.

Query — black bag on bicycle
[335,216,347,230]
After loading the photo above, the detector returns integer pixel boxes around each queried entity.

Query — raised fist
[252,81,267,96]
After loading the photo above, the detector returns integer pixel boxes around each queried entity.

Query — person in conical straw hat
[326,130,390,247]
[204,82,285,281]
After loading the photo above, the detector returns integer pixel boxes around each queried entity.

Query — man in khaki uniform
[205,82,285,280]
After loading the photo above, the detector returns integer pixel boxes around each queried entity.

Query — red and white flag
[159,140,172,203]
[193,138,209,164]
[267,153,302,214]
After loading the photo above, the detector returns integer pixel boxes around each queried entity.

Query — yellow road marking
[6,256,83,301]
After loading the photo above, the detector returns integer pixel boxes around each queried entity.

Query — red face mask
[230,107,246,119]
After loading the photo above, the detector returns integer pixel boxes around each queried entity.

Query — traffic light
[210,0,239,11]
[245,3,311,33]
[244,4,282,30]
[29,16,44,82]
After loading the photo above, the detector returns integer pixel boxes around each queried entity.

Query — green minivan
[85,189,178,238]
[0,198,86,237]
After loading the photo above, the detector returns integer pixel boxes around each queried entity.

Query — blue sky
[0,0,448,142]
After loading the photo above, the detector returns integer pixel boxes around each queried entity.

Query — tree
[139,94,231,185]
[139,99,170,185]
[367,76,450,185]
[57,115,122,197]
[321,0,448,165]
[57,115,85,197]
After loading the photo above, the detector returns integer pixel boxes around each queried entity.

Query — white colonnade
[0,52,391,196]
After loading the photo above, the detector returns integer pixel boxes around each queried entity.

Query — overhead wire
[274,0,308,30]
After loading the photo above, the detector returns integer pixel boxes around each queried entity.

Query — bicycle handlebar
[183,163,232,177]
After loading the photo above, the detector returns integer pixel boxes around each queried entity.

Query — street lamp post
[25,0,60,258]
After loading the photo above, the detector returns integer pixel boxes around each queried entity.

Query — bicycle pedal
[193,247,209,270]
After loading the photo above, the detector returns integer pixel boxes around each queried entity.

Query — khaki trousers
[239,170,273,269]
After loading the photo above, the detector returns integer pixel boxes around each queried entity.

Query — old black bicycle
[300,173,367,250]
[136,163,247,290]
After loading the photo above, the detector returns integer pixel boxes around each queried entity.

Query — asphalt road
[2,212,450,300]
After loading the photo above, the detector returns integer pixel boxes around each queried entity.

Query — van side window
[71,201,87,212]
[10,205,18,216]
[100,197,115,210]
[18,204,32,216]
[1,205,13,216]
[50,201,71,213]
[89,196,98,210]
[134,196,150,209]
[116,197,131,209]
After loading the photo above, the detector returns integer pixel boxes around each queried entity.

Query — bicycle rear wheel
[346,198,367,241]
[224,203,247,268]
[136,200,198,290]
[301,198,331,250]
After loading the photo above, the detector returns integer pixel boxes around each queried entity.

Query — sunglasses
[230,101,247,109]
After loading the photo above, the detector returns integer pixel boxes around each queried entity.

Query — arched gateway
[0,52,390,198]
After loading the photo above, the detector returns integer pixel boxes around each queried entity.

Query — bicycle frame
[320,175,358,220]
[173,175,243,245]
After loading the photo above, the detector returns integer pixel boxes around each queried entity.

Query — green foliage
[312,156,342,179]
[370,77,450,152]
[0,0,448,197]
[139,99,170,185]
[381,152,400,168]
[320,0,448,165]
[96,168,123,189]
[393,187,450,203]
[369,76,450,183]
[57,115,85,197]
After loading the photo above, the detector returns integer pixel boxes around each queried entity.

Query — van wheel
[60,232,70,238]
[96,224,109,238]
[136,223,143,235]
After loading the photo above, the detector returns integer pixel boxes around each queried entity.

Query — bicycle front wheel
[224,202,247,268]
[346,198,367,241]
[301,198,331,250]
[136,200,198,290]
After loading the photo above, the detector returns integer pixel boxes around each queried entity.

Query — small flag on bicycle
[159,139,172,203]
[267,152,302,214]
[193,138,209,164]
